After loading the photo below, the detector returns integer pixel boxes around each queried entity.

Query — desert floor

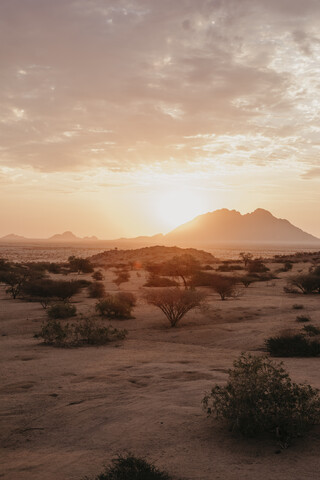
[1,261,320,480]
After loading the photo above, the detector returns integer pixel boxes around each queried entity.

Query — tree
[68,256,94,274]
[0,267,29,299]
[288,274,320,294]
[239,252,253,267]
[147,255,201,289]
[145,287,206,327]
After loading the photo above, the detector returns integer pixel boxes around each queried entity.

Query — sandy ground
[1,262,320,480]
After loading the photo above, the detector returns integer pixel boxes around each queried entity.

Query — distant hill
[164,208,320,245]
[0,233,27,242]
[90,245,216,266]
[46,231,99,242]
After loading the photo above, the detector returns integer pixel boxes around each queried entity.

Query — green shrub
[47,302,77,319]
[96,292,136,319]
[296,315,311,323]
[39,319,71,346]
[265,333,320,357]
[74,318,127,345]
[202,353,320,443]
[38,317,126,347]
[303,325,320,336]
[87,454,171,480]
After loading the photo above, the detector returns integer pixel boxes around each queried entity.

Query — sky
[0,0,320,239]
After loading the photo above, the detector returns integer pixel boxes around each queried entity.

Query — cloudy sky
[1,0,319,238]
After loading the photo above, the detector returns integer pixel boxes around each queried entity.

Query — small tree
[145,287,206,327]
[203,353,320,443]
[288,274,320,294]
[68,256,94,274]
[239,252,253,267]
[113,270,130,288]
[0,268,29,299]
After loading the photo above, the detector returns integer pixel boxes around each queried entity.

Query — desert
[1,246,320,479]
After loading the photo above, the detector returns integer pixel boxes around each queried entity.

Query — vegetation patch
[265,333,320,357]
[203,353,320,444]
[85,454,171,480]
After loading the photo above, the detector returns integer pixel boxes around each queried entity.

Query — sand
[1,261,320,480]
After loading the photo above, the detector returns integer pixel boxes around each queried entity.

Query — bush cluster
[47,302,77,319]
[86,454,171,480]
[265,333,320,357]
[95,292,136,319]
[203,353,320,443]
[38,317,126,347]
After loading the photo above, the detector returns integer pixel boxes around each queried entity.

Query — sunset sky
[1,0,319,239]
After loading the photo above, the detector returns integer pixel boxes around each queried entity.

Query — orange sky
[0,0,319,239]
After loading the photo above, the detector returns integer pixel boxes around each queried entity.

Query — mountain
[47,231,99,242]
[0,233,28,242]
[164,208,320,245]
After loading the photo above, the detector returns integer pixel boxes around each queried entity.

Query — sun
[153,188,205,231]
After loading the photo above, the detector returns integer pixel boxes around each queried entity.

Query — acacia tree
[145,287,206,327]
[147,255,201,289]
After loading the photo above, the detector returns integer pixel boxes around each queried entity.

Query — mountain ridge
[0,209,319,246]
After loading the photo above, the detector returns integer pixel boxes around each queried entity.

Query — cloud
[0,0,320,174]
[302,167,320,179]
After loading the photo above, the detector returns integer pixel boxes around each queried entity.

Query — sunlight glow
[153,188,206,231]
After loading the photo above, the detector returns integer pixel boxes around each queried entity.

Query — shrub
[68,256,94,274]
[296,315,311,323]
[247,259,269,274]
[74,318,127,345]
[240,275,256,288]
[213,277,239,300]
[288,274,320,294]
[92,270,104,281]
[88,454,171,480]
[144,273,178,287]
[38,317,126,347]
[202,353,320,443]
[23,278,84,301]
[303,325,320,336]
[292,304,304,310]
[88,281,106,298]
[265,333,320,357]
[144,287,206,327]
[47,302,77,319]
[113,270,130,287]
[39,319,71,346]
[95,292,136,319]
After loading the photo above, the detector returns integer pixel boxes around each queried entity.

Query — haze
[1,0,319,238]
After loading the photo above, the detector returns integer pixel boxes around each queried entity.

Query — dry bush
[92,270,104,281]
[144,273,178,287]
[288,273,320,294]
[95,292,136,319]
[265,332,320,357]
[47,302,77,319]
[144,287,206,327]
[88,281,106,298]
